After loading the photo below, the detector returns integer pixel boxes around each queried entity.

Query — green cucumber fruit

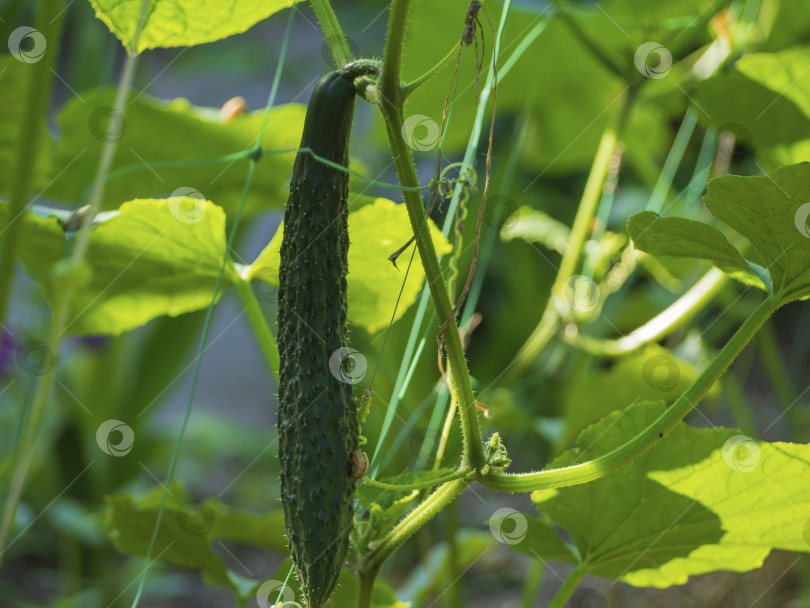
[277,70,358,608]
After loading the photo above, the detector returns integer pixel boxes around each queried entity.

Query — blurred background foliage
[1,0,810,606]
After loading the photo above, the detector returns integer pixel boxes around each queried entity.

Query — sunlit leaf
[246,197,453,332]
[50,89,305,218]
[89,0,303,53]
[529,401,810,587]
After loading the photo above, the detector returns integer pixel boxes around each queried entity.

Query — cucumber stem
[380,0,485,470]
[564,267,728,357]
[480,295,779,493]
[309,0,353,68]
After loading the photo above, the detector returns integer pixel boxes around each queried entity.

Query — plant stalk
[379,0,485,469]
[481,295,779,492]
[364,478,470,570]
[234,276,279,382]
[309,0,353,67]
[565,267,728,357]
[0,0,65,328]
[548,562,588,608]
[506,85,635,381]
[0,0,148,562]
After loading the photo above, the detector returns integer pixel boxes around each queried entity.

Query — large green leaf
[694,46,810,166]
[49,90,305,217]
[628,210,768,290]
[704,163,810,302]
[0,198,237,335]
[629,163,810,303]
[246,197,453,333]
[529,401,810,587]
[491,513,577,564]
[89,0,302,53]
[561,345,701,448]
[0,56,51,197]
[105,490,234,591]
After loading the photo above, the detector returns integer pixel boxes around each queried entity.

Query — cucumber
[276,70,358,608]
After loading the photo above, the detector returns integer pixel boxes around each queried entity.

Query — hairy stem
[364,478,470,570]
[379,0,485,469]
[309,0,353,67]
[481,295,779,492]
[402,42,460,97]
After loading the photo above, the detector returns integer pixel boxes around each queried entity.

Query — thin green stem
[234,276,279,382]
[402,42,461,97]
[364,478,470,570]
[432,396,458,471]
[481,295,779,492]
[362,468,470,491]
[647,108,697,213]
[0,2,143,559]
[357,568,378,608]
[379,0,485,469]
[0,0,65,328]
[548,563,588,608]
[309,0,353,67]
[507,88,634,380]
[520,559,545,608]
[551,1,628,79]
[565,267,728,357]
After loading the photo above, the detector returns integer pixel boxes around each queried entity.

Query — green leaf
[704,163,810,302]
[246,197,453,333]
[628,210,768,290]
[694,46,810,166]
[104,491,234,591]
[499,205,570,253]
[49,89,305,218]
[492,514,578,564]
[105,486,290,592]
[0,200,65,272]
[0,57,51,197]
[1,198,237,335]
[561,345,702,448]
[531,401,810,587]
[89,0,302,53]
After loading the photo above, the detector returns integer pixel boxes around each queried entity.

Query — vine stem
[364,478,470,571]
[506,84,635,381]
[362,467,470,491]
[0,1,148,559]
[357,568,378,608]
[234,275,279,382]
[379,0,485,470]
[309,0,353,67]
[480,294,779,492]
[564,267,728,357]
[0,0,65,328]
[401,41,461,97]
[548,562,588,608]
